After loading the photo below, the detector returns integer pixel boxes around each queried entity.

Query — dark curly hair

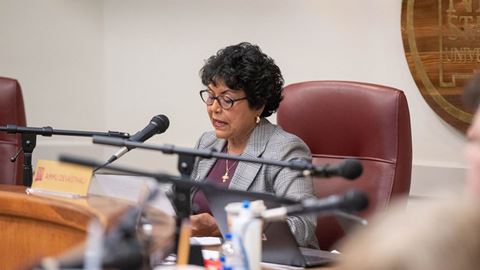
[200,42,284,117]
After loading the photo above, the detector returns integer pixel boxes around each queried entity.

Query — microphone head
[151,114,170,134]
[339,159,363,180]
[343,189,369,212]
[128,114,170,143]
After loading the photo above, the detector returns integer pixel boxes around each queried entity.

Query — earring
[256,116,261,124]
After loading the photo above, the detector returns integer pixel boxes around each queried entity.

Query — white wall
[0,0,108,160]
[0,0,467,198]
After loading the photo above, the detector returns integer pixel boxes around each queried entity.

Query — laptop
[202,189,338,267]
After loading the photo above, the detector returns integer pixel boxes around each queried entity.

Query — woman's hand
[190,213,221,237]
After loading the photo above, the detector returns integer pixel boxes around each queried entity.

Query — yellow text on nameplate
[32,160,93,196]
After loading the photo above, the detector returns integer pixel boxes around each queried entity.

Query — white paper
[190,237,222,246]
[89,174,176,216]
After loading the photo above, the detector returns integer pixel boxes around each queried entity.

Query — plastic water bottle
[219,256,231,270]
[225,200,264,270]
[221,233,246,270]
[230,200,254,270]
[221,233,235,270]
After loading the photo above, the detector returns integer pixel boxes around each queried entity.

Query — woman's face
[205,82,263,144]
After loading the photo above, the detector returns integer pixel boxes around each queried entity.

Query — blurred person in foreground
[189,42,318,248]
[463,73,480,196]
[337,198,480,270]
[336,75,480,270]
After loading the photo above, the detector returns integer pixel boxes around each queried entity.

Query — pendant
[222,173,229,182]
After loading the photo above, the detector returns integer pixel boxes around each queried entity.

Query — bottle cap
[242,200,250,209]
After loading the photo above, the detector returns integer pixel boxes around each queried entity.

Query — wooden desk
[0,184,174,270]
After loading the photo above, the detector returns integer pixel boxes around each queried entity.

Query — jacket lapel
[194,138,226,183]
[229,119,273,191]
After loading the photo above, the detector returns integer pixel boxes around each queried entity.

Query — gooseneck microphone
[261,189,369,221]
[311,158,363,180]
[91,135,363,180]
[105,115,170,165]
[0,124,131,186]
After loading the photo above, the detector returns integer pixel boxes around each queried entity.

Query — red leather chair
[277,81,412,250]
[0,76,27,185]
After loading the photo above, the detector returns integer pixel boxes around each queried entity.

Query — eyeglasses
[199,89,248,109]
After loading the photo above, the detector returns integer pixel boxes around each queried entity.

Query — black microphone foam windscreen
[344,189,369,212]
[340,159,363,180]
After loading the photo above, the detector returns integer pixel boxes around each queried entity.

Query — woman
[190,42,318,248]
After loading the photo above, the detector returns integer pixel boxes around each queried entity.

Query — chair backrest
[277,80,412,250]
[0,76,27,185]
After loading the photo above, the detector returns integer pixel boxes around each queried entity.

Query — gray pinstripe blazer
[191,118,319,248]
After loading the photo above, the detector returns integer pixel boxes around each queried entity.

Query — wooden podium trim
[0,184,132,269]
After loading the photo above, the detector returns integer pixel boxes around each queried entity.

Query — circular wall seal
[401,0,477,133]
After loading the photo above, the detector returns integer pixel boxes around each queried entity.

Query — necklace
[222,159,238,183]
